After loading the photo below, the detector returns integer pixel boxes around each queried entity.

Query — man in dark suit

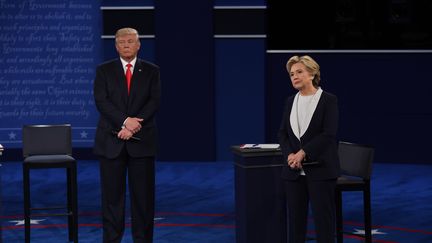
[278,55,339,243]
[93,27,161,243]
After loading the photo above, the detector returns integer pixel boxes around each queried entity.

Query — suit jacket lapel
[290,93,301,140]
[302,88,323,136]
[288,90,324,141]
[127,59,146,107]
[114,60,129,104]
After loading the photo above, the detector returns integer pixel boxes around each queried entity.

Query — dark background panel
[267,0,337,49]
[266,53,432,163]
[214,9,265,35]
[155,1,215,161]
[102,9,155,36]
[267,0,432,50]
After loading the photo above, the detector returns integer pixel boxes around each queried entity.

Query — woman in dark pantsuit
[278,55,340,243]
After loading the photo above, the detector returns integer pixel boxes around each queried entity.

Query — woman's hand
[287,150,306,169]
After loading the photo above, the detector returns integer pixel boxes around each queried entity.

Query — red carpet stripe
[343,234,398,243]
[1,212,430,236]
[156,212,233,217]
[1,222,235,230]
[155,223,235,228]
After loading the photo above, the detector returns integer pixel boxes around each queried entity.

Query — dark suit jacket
[93,58,161,159]
[278,91,340,180]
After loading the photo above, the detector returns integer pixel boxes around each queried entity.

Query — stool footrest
[30,206,68,211]
[29,212,73,217]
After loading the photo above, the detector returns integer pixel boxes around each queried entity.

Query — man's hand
[117,127,133,140]
[124,117,143,134]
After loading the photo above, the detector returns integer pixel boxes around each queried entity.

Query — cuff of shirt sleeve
[122,117,129,129]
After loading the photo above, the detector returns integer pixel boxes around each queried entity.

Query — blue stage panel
[215,39,266,160]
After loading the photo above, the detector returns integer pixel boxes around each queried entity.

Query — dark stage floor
[1,161,431,242]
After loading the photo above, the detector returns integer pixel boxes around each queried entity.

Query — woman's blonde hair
[286,55,321,87]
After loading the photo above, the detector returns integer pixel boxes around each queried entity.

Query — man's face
[115,34,141,61]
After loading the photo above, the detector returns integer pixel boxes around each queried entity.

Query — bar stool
[22,124,78,243]
[336,141,374,243]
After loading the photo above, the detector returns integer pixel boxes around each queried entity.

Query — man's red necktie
[125,63,132,94]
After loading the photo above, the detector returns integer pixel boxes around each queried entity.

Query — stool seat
[337,176,365,187]
[24,155,75,163]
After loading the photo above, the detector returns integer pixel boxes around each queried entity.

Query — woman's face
[289,62,314,91]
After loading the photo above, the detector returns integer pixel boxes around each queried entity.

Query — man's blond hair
[115,27,140,42]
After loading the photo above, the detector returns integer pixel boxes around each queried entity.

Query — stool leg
[72,164,78,243]
[67,167,73,241]
[335,190,343,243]
[23,164,31,243]
[364,185,372,243]
[67,164,79,242]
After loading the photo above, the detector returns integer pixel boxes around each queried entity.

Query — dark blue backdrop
[1,0,431,163]
[1,0,266,162]
[267,53,432,163]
